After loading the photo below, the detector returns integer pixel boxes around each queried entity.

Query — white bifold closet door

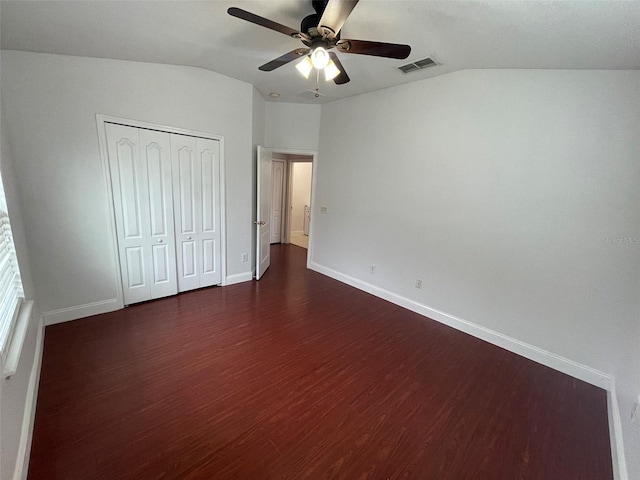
[170,135,222,292]
[106,124,222,305]
[106,123,178,304]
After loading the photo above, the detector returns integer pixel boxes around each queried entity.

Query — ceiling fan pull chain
[315,68,320,97]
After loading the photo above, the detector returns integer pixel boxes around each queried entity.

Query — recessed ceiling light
[269,92,281,98]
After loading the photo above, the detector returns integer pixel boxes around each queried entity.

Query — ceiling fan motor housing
[301,13,340,41]
[301,13,321,35]
[311,0,329,14]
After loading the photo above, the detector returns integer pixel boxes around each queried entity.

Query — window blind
[0,178,24,353]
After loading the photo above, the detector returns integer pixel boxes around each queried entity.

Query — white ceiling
[2,1,639,104]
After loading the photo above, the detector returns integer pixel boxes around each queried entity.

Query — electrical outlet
[415,279,422,289]
[320,206,328,214]
[241,253,248,263]
[632,396,640,423]
[369,265,376,274]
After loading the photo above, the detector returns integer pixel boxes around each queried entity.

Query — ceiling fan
[227,0,411,86]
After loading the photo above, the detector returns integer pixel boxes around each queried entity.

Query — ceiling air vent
[398,57,439,73]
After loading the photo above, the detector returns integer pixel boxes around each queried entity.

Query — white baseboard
[43,298,121,326]
[13,316,45,480]
[309,260,627,478]
[608,383,629,480]
[224,272,253,286]
[308,261,613,390]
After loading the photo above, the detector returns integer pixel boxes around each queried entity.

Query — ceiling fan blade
[336,39,411,59]
[329,52,350,85]
[228,7,302,38]
[259,48,310,72]
[317,0,359,38]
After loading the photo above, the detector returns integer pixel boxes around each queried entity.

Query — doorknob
[158,239,163,243]
[187,236,192,240]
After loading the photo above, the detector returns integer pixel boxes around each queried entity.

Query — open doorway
[269,152,313,251]
[288,161,312,249]
[256,146,315,280]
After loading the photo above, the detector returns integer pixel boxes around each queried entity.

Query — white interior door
[256,146,273,280]
[196,138,222,287]
[270,160,285,244]
[171,135,222,292]
[106,123,177,304]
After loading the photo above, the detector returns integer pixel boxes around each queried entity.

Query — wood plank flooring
[28,244,613,479]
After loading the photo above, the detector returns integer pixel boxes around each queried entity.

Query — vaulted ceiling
[2,1,640,104]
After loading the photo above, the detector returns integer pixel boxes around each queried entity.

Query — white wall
[251,88,266,273]
[0,310,40,480]
[290,163,312,234]
[1,50,255,319]
[265,102,321,151]
[1,77,42,480]
[312,69,640,475]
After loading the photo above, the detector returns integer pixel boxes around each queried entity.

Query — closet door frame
[96,114,227,309]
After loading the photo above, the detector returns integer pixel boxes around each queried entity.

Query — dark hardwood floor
[28,244,613,479]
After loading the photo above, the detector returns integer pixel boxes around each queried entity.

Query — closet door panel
[182,241,197,277]
[152,244,170,283]
[139,129,178,300]
[106,124,152,304]
[146,144,168,236]
[177,145,196,235]
[115,139,144,239]
[202,238,216,275]
[197,138,221,287]
[201,149,216,233]
[171,136,201,292]
[125,247,146,289]
[107,124,178,304]
[171,135,221,291]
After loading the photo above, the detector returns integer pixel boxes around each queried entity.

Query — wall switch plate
[241,253,248,262]
[369,265,376,274]
[415,279,422,289]
[320,206,328,214]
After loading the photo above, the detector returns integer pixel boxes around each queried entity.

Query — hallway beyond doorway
[290,231,308,249]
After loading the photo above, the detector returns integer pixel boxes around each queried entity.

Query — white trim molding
[225,272,253,286]
[308,260,630,478]
[308,261,613,389]
[608,382,629,480]
[12,316,44,480]
[43,298,120,326]
[3,301,34,379]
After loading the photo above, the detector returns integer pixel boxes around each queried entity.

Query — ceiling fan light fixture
[310,46,330,69]
[324,60,340,82]
[295,56,313,79]
[229,3,413,88]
